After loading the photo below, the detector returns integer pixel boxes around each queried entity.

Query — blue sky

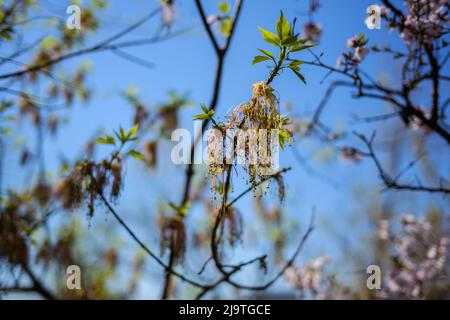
[2,0,449,298]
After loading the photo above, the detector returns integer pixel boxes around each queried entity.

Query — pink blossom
[303,22,322,43]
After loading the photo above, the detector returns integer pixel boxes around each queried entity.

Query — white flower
[401,214,416,225]
[377,220,390,240]
[354,47,369,61]
[346,36,357,49]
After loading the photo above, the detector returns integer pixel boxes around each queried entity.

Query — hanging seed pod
[110,160,122,200]
[48,84,59,97]
[0,207,29,266]
[48,115,58,136]
[160,216,186,264]
[133,102,149,127]
[222,207,243,247]
[32,181,52,206]
[159,106,178,137]
[143,140,157,168]
[64,87,74,106]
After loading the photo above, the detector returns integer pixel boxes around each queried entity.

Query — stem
[266,47,286,85]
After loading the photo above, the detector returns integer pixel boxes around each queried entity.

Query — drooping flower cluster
[0,195,33,267]
[159,215,186,263]
[377,214,449,299]
[54,159,123,216]
[211,82,286,185]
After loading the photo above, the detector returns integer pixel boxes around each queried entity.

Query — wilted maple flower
[53,176,83,210]
[110,161,122,199]
[221,207,243,246]
[225,82,285,185]
[31,180,52,206]
[53,159,124,216]
[48,84,59,97]
[18,94,40,125]
[160,216,186,263]
[0,202,31,266]
[143,140,157,168]
[47,114,58,136]
[64,86,74,105]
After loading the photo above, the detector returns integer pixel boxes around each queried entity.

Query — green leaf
[40,36,58,51]
[93,0,108,9]
[128,123,139,138]
[200,103,209,114]
[128,150,145,161]
[276,11,291,41]
[96,135,115,145]
[193,113,210,120]
[0,27,13,41]
[258,49,275,61]
[292,70,307,84]
[179,202,190,215]
[290,44,315,52]
[119,127,127,141]
[283,35,299,47]
[219,19,232,37]
[252,55,271,65]
[279,129,293,142]
[290,60,303,67]
[218,2,230,14]
[2,127,11,136]
[289,60,304,71]
[278,135,285,150]
[168,201,190,216]
[296,38,309,46]
[278,129,292,150]
[0,32,12,41]
[113,129,121,142]
[258,27,279,46]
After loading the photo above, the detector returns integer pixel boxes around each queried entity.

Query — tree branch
[356,132,450,194]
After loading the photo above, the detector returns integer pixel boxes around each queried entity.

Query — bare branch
[356,132,450,194]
